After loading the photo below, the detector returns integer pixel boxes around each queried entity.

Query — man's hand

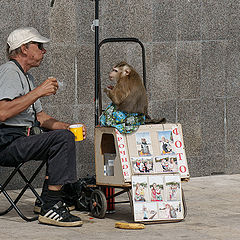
[82,124,87,140]
[67,123,87,140]
[35,77,59,97]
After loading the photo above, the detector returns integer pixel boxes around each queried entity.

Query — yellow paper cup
[69,124,83,141]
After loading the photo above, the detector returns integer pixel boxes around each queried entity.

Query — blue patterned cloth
[100,103,145,134]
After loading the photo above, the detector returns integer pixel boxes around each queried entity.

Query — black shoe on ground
[34,198,75,214]
[38,201,83,227]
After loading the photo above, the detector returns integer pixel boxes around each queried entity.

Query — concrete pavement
[0,174,240,240]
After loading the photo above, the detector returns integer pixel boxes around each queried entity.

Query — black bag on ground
[62,175,96,211]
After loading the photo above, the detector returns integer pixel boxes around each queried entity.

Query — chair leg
[0,186,38,221]
[0,160,47,222]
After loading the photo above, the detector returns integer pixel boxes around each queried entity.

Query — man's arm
[37,111,70,130]
[37,111,87,139]
[0,77,58,122]
[0,90,40,122]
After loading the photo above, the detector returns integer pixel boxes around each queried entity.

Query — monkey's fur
[104,62,148,115]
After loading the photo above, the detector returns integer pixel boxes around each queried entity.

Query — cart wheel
[90,189,107,219]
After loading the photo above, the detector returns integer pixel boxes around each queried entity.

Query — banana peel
[115,222,145,230]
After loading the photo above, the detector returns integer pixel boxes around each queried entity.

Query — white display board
[126,124,190,179]
[132,173,184,222]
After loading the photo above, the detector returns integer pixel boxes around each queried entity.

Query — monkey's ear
[125,69,130,76]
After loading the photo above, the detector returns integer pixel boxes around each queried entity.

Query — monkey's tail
[145,115,167,124]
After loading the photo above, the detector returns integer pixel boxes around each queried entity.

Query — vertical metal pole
[94,0,100,126]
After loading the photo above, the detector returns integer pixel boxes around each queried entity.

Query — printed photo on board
[165,175,181,201]
[149,175,164,202]
[132,176,149,202]
[154,156,178,173]
[135,132,153,156]
[134,203,158,221]
[168,157,178,172]
[131,157,154,174]
[158,202,183,219]
[158,131,175,155]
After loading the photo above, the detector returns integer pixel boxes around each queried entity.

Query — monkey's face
[109,66,130,82]
[109,67,120,82]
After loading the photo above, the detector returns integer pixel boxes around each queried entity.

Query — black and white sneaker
[38,201,83,227]
[34,198,75,214]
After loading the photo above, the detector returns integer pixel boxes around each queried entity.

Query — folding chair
[0,159,47,222]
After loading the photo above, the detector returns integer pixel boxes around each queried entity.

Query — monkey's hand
[104,87,111,95]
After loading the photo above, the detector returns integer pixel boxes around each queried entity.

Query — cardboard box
[94,123,189,186]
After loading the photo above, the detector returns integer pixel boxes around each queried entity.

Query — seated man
[0,27,86,227]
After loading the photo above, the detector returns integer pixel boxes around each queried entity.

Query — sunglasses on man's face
[30,42,44,50]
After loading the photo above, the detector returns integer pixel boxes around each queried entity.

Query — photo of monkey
[158,131,175,155]
[158,202,183,219]
[154,156,178,173]
[131,157,154,174]
[132,176,149,202]
[99,62,148,134]
[134,203,158,221]
[149,175,164,202]
[165,175,181,201]
[135,132,153,156]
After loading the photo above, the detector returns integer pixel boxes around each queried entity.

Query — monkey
[104,61,148,115]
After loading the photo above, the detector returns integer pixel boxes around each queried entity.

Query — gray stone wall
[0,0,240,188]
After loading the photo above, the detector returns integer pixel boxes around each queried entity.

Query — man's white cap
[7,27,50,52]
